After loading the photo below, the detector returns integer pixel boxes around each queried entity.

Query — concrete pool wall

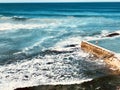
[81,40,120,73]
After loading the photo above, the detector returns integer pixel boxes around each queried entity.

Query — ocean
[0,2,120,90]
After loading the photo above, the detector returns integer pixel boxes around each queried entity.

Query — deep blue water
[0,3,120,90]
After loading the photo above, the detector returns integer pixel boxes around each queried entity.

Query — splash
[0,48,91,90]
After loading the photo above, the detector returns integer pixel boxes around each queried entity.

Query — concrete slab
[81,37,120,73]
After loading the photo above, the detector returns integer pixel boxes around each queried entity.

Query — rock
[64,44,78,48]
[106,33,120,37]
[15,75,120,90]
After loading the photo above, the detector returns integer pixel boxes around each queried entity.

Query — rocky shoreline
[15,75,120,90]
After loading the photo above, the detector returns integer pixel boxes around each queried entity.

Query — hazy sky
[0,0,120,2]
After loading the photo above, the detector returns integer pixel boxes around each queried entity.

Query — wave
[0,23,47,30]
[0,14,119,31]
[0,16,29,21]
[0,21,60,31]
[0,29,112,60]
[0,3,120,90]
[11,16,28,21]
[0,29,115,90]
[0,44,106,90]
[0,16,64,30]
[1,10,120,19]
[53,8,120,12]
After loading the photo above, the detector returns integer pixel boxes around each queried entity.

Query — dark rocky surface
[106,33,120,37]
[15,75,120,90]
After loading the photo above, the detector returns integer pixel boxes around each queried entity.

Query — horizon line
[0,1,120,3]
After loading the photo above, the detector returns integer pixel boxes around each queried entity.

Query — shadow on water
[0,44,78,65]
[11,16,28,21]
[15,75,120,90]
[0,49,74,65]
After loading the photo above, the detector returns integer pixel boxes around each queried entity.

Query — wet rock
[24,75,29,78]
[46,62,53,64]
[106,32,120,37]
[15,75,120,90]
[42,50,74,55]
[12,16,27,21]
[64,44,78,48]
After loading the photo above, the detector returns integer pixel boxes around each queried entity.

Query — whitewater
[0,3,120,90]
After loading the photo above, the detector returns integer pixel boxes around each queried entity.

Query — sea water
[0,3,120,90]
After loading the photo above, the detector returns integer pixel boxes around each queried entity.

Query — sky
[0,0,120,2]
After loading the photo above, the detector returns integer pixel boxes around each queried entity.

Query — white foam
[48,78,92,85]
[14,36,54,55]
[101,30,109,37]
[52,36,82,51]
[0,16,65,31]
[0,17,112,90]
[0,16,11,20]
[0,34,108,90]
[0,23,57,31]
[115,30,120,34]
[115,53,120,59]
[0,44,93,90]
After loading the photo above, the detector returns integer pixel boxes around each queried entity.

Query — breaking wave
[0,15,118,90]
[0,42,106,90]
[0,35,108,90]
[0,3,120,90]
[0,15,120,31]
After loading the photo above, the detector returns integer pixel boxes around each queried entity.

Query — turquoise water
[0,3,120,90]
[89,37,120,53]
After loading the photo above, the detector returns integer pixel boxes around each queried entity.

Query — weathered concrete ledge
[81,41,120,72]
